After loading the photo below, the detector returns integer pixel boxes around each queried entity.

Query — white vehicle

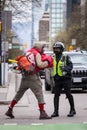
[44,51,87,92]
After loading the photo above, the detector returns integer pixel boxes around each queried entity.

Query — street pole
[0,0,2,85]
[31,1,34,47]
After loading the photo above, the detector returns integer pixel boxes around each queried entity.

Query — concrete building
[39,11,49,42]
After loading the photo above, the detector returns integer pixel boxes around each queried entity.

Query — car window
[44,51,54,57]
[69,54,87,64]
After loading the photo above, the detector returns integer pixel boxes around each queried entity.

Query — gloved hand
[60,66,71,72]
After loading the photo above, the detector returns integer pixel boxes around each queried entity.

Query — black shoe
[67,110,76,117]
[51,112,59,117]
[5,108,14,119]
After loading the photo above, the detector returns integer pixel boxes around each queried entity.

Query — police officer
[51,42,76,117]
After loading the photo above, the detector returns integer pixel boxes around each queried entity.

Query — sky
[12,0,67,50]
[12,0,45,50]
[12,22,32,50]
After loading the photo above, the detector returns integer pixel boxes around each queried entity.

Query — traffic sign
[12,45,20,48]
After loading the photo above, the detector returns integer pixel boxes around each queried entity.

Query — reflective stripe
[53,58,63,76]
[58,60,63,76]
[53,55,67,76]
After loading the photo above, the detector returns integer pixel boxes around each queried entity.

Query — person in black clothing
[51,42,76,117]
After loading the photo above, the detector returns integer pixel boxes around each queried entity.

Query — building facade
[67,0,81,26]
[39,11,49,41]
[38,0,81,47]
[49,0,67,41]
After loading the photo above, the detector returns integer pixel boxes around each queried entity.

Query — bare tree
[1,0,43,21]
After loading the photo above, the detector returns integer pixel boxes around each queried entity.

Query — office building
[67,0,81,26]
[38,0,81,45]
[39,11,49,41]
[49,0,67,41]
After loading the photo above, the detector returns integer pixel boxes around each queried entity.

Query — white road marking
[4,123,17,125]
[83,122,87,124]
[31,123,44,125]
[4,123,44,126]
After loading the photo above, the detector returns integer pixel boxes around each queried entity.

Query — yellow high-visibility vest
[53,56,66,76]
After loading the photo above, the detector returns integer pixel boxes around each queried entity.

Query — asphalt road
[0,71,87,129]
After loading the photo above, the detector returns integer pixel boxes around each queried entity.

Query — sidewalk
[0,86,9,104]
[0,71,29,106]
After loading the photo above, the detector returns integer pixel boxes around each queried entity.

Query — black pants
[53,77,75,113]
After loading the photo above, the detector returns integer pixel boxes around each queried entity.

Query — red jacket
[27,47,53,72]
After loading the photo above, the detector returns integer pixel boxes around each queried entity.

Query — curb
[0,101,10,105]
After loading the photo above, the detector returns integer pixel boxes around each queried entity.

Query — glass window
[56,23,61,27]
[60,14,63,18]
[51,19,56,23]
[56,9,61,13]
[51,30,56,34]
[55,28,61,32]
[61,19,63,22]
[56,14,61,18]
[51,8,56,13]
[52,23,56,28]
[55,3,61,8]
[60,4,64,8]
[51,0,56,2]
[51,33,56,37]
[51,0,61,3]
[60,9,64,13]
[60,23,63,28]
[56,18,63,23]
[52,14,56,18]
[51,0,66,3]
[56,13,61,16]
[51,3,56,8]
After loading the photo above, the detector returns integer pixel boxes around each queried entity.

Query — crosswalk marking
[31,123,44,125]
[4,123,44,126]
[4,123,17,125]
[83,122,87,124]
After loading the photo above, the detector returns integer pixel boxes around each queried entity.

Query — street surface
[0,71,87,129]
